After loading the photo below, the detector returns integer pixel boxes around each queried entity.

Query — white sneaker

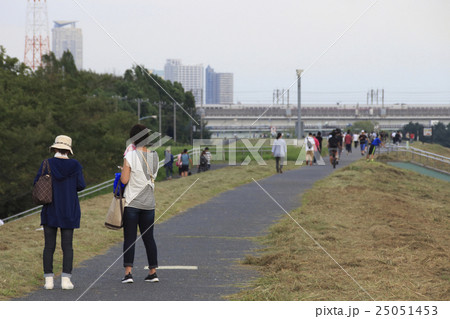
[44,277,54,290]
[61,277,74,290]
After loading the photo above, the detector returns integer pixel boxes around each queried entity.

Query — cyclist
[327,130,340,168]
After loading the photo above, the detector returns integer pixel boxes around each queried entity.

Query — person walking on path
[316,131,323,154]
[180,149,192,177]
[366,133,383,162]
[204,147,212,170]
[353,132,359,149]
[198,150,208,173]
[345,130,353,155]
[312,134,320,164]
[163,147,174,180]
[120,124,159,284]
[359,130,368,156]
[34,135,86,290]
[304,132,315,166]
[272,132,287,173]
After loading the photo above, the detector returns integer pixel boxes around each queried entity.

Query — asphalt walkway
[19,150,362,301]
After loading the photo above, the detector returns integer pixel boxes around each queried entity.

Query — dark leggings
[43,225,74,275]
[123,207,158,269]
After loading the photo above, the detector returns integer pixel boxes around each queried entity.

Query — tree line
[0,47,207,219]
[402,121,450,147]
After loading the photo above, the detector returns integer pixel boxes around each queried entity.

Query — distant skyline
[1,0,449,104]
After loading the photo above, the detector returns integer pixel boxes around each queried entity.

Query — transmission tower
[24,0,50,71]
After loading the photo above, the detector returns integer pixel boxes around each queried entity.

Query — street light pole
[158,102,162,134]
[296,69,303,139]
[173,102,177,143]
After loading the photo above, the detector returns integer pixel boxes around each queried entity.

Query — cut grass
[230,160,450,301]
[0,159,298,300]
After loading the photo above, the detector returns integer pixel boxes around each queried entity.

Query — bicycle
[329,148,338,169]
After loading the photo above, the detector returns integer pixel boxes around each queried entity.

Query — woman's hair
[130,124,150,146]
[277,132,282,139]
[183,149,188,153]
[52,148,69,155]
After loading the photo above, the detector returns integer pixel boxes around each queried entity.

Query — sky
[1,0,450,105]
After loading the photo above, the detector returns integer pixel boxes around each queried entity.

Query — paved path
[19,150,362,301]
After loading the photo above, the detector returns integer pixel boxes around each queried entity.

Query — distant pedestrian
[204,147,212,170]
[34,135,86,290]
[359,131,368,156]
[120,124,159,284]
[304,132,315,166]
[272,132,287,173]
[164,147,174,180]
[180,149,192,177]
[353,132,359,148]
[344,130,352,155]
[198,150,208,173]
[366,134,383,162]
[316,131,323,154]
[313,134,320,164]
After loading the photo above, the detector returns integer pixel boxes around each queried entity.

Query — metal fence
[380,144,450,175]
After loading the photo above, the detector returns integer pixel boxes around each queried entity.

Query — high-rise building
[205,65,233,104]
[52,21,82,70]
[164,59,204,105]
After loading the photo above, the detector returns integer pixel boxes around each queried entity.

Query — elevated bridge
[200,104,450,137]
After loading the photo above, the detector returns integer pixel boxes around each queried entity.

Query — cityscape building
[52,21,83,70]
[164,59,204,105]
[205,65,233,104]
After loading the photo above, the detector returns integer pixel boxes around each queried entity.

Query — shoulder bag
[105,181,125,230]
[32,159,52,205]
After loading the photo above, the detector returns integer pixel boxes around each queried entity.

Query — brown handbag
[32,159,52,205]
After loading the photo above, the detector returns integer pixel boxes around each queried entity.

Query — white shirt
[272,138,287,157]
[124,150,159,208]
[304,136,315,152]
[353,133,359,141]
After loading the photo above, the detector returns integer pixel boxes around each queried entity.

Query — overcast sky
[1,0,449,105]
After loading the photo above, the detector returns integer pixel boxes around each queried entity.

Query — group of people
[162,147,211,179]
[34,124,163,290]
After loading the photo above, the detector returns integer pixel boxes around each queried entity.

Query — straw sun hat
[50,135,74,155]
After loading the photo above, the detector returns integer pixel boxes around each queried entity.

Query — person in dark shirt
[327,130,340,166]
[34,135,86,290]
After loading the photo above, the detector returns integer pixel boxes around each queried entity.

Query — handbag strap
[139,151,155,184]
[42,159,51,176]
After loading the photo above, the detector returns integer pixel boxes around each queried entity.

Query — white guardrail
[380,143,450,174]
[1,149,201,225]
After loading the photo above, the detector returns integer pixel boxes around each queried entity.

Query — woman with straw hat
[33,135,86,290]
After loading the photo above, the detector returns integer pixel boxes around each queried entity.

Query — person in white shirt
[353,132,359,148]
[271,132,287,173]
[304,132,315,166]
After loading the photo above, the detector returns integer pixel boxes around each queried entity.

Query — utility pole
[382,89,384,107]
[158,101,162,134]
[296,69,303,139]
[137,98,141,123]
[173,102,177,143]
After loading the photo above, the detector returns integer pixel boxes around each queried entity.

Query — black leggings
[43,225,74,275]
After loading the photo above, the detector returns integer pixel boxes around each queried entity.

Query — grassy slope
[409,142,450,158]
[232,160,450,301]
[0,159,298,300]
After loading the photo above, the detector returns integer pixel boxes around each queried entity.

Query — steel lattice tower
[24,0,50,71]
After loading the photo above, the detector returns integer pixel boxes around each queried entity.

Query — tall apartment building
[205,65,233,104]
[52,21,82,70]
[164,59,204,105]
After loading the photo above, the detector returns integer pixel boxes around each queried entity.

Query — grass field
[231,159,450,301]
[0,159,298,300]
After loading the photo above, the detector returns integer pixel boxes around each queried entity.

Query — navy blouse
[34,158,86,229]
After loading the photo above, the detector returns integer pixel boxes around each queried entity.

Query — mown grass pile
[232,160,450,300]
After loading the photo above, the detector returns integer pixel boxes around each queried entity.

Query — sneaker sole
[121,279,134,284]
[145,278,159,282]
